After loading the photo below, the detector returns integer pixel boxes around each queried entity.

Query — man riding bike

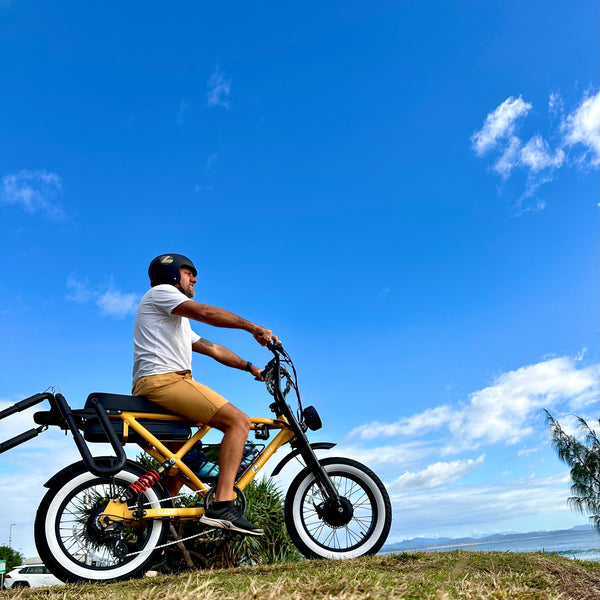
[132,253,277,536]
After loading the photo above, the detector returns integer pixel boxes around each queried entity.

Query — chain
[124,527,213,558]
[128,489,207,508]
[120,490,211,557]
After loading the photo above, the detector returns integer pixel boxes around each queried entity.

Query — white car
[3,564,64,589]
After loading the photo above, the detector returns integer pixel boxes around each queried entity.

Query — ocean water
[395,528,600,562]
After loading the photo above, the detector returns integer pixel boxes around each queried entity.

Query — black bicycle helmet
[148,253,197,287]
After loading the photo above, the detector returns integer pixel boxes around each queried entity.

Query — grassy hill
[2,552,600,600]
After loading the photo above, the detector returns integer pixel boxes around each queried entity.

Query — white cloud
[66,274,93,303]
[349,355,598,455]
[324,441,435,476]
[97,290,140,318]
[561,91,600,166]
[307,355,597,541]
[1,169,64,219]
[444,356,597,454]
[388,455,485,492]
[492,134,564,206]
[473,89,599,208]
[66,275,140,318]
[548,92,564,117]
[493,135,522,177]
[515,447,540,458]
[471,96,532,156]
[386,472,573,542]
[350,405,453,441]
[207,65,232,109]
[520,135,565,171]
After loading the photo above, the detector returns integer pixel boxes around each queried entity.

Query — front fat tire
[285,457,392,559]
[34,460,171,583]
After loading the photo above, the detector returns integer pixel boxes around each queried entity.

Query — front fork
[299,440,342,503]
[277,403,342,508]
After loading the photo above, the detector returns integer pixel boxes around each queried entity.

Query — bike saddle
[83,392,193,444]
[84,392,180,416]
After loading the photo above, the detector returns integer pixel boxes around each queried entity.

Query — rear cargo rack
[0,392,127,476]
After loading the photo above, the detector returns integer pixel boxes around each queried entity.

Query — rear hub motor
[86,502,119,543]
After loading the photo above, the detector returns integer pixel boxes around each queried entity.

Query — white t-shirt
[132,284,201,382]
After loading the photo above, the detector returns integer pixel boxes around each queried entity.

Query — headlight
[303,406,322,431]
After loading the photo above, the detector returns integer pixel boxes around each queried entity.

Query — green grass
[2,552,600,600]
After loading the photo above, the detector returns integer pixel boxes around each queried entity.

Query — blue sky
[0,1,598,557]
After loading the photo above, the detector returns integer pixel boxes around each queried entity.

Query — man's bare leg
[200,403,263,535]
[208,403,251,502]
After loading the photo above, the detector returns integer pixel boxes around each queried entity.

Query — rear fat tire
[284,457,392,559]
[34,460,171,583]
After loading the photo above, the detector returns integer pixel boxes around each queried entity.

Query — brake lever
[267,340,284,353]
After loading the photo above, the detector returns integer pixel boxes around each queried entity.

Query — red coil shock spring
[129,468,161,495]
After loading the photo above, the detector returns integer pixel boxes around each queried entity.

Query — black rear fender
[43,458,146,489]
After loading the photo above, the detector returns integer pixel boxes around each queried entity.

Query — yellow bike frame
[100,411,296,524]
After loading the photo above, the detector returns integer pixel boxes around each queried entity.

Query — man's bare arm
[191,338,264,380]
[173,301,277,347]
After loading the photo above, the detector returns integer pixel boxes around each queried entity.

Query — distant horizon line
[385,523,597,550]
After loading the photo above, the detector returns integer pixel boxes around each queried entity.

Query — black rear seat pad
[84,392,181,416]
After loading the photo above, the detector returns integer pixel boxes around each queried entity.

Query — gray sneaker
[200,502,264,536]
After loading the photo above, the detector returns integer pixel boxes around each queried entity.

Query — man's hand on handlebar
[246,362,264,380]
[253,326,278,347]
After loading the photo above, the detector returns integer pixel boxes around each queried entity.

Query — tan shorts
[132,371,229,425]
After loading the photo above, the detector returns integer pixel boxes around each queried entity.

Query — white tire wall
[284,457,392,559]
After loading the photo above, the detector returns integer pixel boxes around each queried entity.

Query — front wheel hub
[319,497,354,528]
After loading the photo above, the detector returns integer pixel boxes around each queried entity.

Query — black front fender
[271,442,336,477]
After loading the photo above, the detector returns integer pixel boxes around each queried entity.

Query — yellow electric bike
[0,343,391,582]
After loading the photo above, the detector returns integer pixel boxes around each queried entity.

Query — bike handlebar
[0,392,127,477]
